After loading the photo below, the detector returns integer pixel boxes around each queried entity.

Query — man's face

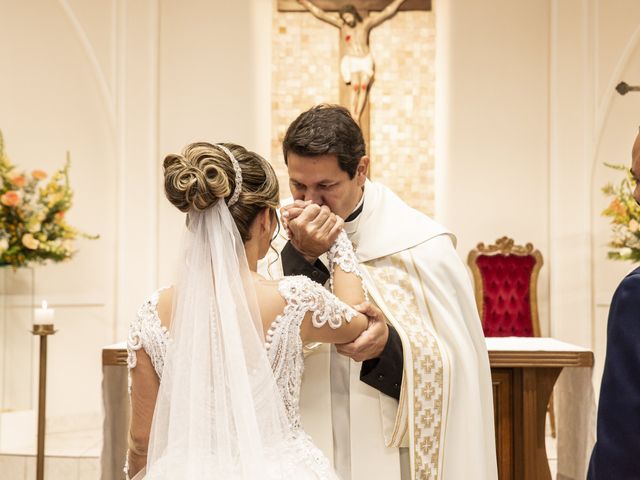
[287,153,367,219]
[632,132,640,206]
[341,12,357,27]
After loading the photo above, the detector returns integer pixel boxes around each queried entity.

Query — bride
[124,142,370,479]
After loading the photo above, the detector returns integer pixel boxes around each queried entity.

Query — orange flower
[1,191,21,207]
[608,198,627,217]
[54,211,65,221]
[31,170,47,180]
[10,175,26,187]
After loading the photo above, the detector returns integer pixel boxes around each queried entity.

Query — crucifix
[278,0,431,151]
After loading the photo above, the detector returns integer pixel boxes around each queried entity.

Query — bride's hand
[281,200,311,236]
[287,204,344,263]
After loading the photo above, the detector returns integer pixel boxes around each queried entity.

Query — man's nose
[303,191,323,205]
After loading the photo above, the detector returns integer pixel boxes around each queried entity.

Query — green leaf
[604,163,628,171]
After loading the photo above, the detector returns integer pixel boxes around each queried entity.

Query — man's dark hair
[282,105,366,179]
[339,5,363,23]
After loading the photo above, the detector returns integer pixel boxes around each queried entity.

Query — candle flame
[42,300,48,310]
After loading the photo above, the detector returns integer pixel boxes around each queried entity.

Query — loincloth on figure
[340,53,374,84]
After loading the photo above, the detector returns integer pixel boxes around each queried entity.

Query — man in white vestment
[263,105,497,480]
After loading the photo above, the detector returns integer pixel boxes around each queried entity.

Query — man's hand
[281,200,311,237]
[286,204,344,264]
[336,302,389,362]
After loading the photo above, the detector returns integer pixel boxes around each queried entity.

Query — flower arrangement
[0,131,97,268]
[602,163,640,262]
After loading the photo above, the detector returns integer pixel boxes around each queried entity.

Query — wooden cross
[278,1,431,155]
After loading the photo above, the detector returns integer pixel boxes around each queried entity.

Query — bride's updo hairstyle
[164,142,279,242]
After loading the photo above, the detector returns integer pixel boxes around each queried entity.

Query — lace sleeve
[327,230,369,302]
[126,290,170,390]
[277,275,358,330]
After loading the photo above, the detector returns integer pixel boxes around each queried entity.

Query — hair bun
[163,152,231,212]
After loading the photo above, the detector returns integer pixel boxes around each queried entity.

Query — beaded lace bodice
[126,275,359,428]
[265,274,358,430]
[263,230,368,431]
[126,231,365,404]
[126,230,365,479]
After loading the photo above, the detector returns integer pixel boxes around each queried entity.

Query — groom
[269,105,497,480]
[587,129,640,479]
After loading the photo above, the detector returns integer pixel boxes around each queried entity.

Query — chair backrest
[467,237,543,337]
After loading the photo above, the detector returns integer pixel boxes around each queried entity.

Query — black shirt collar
[345,198,364,223]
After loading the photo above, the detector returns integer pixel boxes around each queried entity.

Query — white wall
[156,0,272,292]
[0,0,121,421]
[0,0,271,423]
[435,0,640,392]
[436,0,551,334]
[2,0,638,424]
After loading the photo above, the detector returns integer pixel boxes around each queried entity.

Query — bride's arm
[300,230,369,344]
[327,229,368,306]
[127,349,159,478]
[126,290,172,478]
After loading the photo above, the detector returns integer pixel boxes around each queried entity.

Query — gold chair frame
[467,236,544,338]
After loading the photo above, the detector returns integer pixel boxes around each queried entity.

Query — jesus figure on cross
[297,0,407,123]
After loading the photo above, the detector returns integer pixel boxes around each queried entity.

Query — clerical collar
[345,190,365,223]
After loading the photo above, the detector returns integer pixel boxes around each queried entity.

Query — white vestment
[263,181,497,480]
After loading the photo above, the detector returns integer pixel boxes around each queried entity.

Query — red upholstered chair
[467,237,554,435]
[467,237,543,338]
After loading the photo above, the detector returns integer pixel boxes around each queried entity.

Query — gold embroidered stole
[364,251,450,480]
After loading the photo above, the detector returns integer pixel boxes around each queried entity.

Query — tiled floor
[0,455,99,480]
[1,428,100,458]
[0,422,100,480]
[0,417,560,479]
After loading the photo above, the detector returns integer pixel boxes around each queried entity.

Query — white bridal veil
[144,202,294,479]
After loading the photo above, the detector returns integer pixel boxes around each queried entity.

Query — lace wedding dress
[126,230,366,480]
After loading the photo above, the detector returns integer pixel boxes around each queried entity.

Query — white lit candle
[34,300,55,325]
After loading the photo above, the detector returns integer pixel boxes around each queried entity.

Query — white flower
[21,233,39,250]
[0,238,8,253]
[27,221,41,233]
[62,239,74,252]
[630,236,640,249]
[619,247,633,258]
[630,219,640,233]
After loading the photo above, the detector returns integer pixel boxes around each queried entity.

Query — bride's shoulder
[276,275,319,296]
[276,277,337,317]
[128,287,172,375]
[135,286,173,329]
[253,275,321,323]
[253,273,316,295]
[253,274,325,307]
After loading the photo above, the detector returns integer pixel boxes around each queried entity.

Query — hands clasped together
[282,200,343,264]
[281,201,389,362]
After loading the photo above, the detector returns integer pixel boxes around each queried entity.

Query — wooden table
[102,337,593,480]
[487,337,593,480]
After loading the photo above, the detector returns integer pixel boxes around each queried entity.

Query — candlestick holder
[31,324,57,480]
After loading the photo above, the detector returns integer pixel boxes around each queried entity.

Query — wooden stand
[488,338,594,479]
